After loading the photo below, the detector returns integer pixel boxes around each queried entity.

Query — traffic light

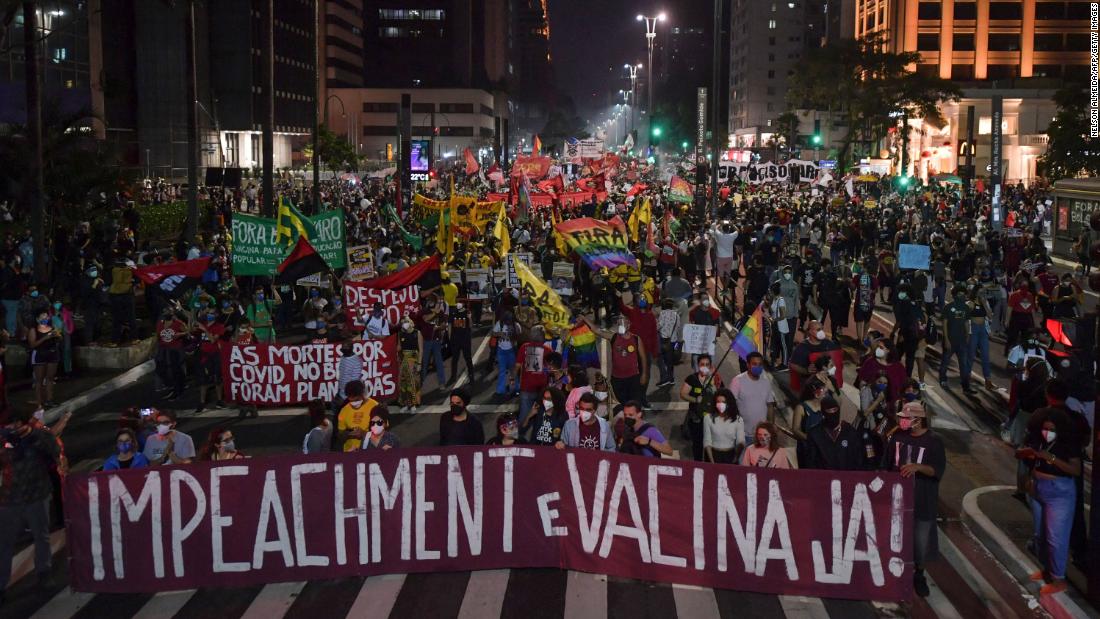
[896,175,912,191]
[811,134,822,145]
[651,125,663,138]
[681,141,689,150]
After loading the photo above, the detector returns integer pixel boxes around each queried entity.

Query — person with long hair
[791,378,826,466]
[740,421,791,468]
[524,387,567,446]
[26,309,60,409]
[199,427,245,461]
[361,406,399,450]
[679,353,723,461]
[302,400,332,454]
[704,388,746,464]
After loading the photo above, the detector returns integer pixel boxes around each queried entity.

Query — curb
[43,360,155,425]
[960,485,1098,619]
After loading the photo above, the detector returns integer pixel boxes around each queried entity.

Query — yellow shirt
[441,282,459,306]
[337,398,379,451]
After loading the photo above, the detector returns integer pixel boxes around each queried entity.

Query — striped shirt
[337,355,364,399]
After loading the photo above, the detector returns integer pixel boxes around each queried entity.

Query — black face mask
[450,404,465,417]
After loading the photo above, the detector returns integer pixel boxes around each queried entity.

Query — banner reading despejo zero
[62,448,914,599]
[343,281,421,331]
[231,211,346,276]
[221,338,397,404]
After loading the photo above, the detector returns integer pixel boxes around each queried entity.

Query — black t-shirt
[790,339,838,370]
[439,414,485,446]
[882,430,945,521]
[803,422,867,471]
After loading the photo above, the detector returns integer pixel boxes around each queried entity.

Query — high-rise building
[323,0,365,88]
[728,0,827,150]
[854,0,1092,82]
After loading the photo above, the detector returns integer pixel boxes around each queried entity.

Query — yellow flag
[492,203,510,258]
[512,255,569,329]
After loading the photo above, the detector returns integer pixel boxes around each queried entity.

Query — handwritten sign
[897,244,930,270]
[682,324,717,355]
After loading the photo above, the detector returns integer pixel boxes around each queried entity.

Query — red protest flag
[134,256,212,299]
[359,254,441,291]
[464,148,480,176]
[275,236,329,285]
[533,134,542,155]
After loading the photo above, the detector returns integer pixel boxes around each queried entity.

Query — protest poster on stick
[221,337,398,404]
[345,245,374,280]
[63,447,914,601]
[551,262,574,296]
[897,244,931,270]
[465,268,490,300]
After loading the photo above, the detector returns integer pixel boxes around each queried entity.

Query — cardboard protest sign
[465,268,491,300]
[682,324,718,355]
[897,244,931,270]
[551,262,574,296]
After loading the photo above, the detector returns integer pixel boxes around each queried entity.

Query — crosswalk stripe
[239,581,307,619]
[10,530,65,585]
[563,570,607,619]
[457,569,511,619]
[671,583,721,619]
[131,589,197,619]
[453,329,493,390]
[29,587,96,619]
[937,527,1014,618]
[345,573,405,619]
[778,595,830,619]
[922,574,964,619]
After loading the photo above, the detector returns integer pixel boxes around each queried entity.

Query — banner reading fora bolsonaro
[63,447,914,600]
[231,210,346,276]
[220,337,397,404]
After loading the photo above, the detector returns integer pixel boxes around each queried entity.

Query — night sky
[547,0,710,116]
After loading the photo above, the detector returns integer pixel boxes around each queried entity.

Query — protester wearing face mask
[583,315,648,406]
[1005,278,1038,356]
[487,413,527,446]
[802,395,867,471]
[524,387,567,447]
[730,352,778,432]
[245,288,278,343]
[939,285,976,394]
[740,421,791,468]
[199,428,245,461]
[26,310,60,409]
[364,301,391,340]
[415,295,448,388]
[448,300,475,380]
[679,354,724,461]
[337,380,380,451]
[102,429,149,470]
[613,401,672,458]
[889,284,925,379]
[789,319,840,385]
[882,401,945,598]
[440,389,485,446]
[141,410,195,465]
[361,407,399,450]
[704,389,746,464]
[0,408,60,597]
[516,327,553,426]
[396,315,422,414]
[558,393,616,451]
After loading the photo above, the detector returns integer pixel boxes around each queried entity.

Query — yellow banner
[413,194,449,211]
[512,255,570,329]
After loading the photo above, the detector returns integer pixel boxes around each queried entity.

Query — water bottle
[863,430,875,460]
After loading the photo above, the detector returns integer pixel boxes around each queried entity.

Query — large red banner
[63,447,914,599]
[221,338,398,404]
[343,281,421,331]
[511,155,553,179]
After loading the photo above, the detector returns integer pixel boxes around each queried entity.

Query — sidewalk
[962,485,1098,618]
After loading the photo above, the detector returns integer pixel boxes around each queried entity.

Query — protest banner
[554,217,639,271]
[221,337,398,404]
[505,252,534,290]
[551,262,574,296]
[668,176,693,203]
[63,447,914,601]
[511,155,553,179]
[789,349,846,392]
[512,256,570,329]
[682,324,718,355]
[465,268,491,300]
[717,160,820,185]
[344,282,421,329]
[346,245,374,281]
[231,211,346,276]
[897,244,931,270]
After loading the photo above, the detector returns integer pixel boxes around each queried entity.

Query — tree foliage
[1038,82,1100,180]
[787,33,961,171]
[305,126,359,173]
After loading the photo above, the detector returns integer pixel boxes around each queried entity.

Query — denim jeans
[1029,475,1076,579]
[421,340,446,385]
[1,299,18,335]
[966,324,991,380]
[938,337,970,388]
[496,346,516,394]
[519,391,539,425]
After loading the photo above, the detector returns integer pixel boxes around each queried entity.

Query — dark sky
[547,0,710,117]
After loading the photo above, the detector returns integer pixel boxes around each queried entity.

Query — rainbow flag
[564,323,600,369]
[668,175,692,203]
[554,216,639,271]
[730,302,764,360]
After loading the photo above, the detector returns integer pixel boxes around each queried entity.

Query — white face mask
[594,391,608,401]
[875,347,887,359]
[1042,430,1056,443]
[699,366,711,376]
[815,329,827,340]
[156,424,171,436]
[371,424,384,435]
[617,325,626,335]
[702,300,711,308]
[827,365,837,376]
[715,402,727,413]
[542,399,554,410]
[579,409,593,422]
[456,303,464,311]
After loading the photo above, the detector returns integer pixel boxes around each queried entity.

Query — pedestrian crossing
[1,523,1031,619]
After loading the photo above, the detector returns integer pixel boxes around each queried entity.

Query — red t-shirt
[1008,289,1036,314]
[577,419,602,450]
[610,333,642,378]
[199,322,226,357]
[517,343,551,393]
[157,319,187,349]
[620,304,658,357]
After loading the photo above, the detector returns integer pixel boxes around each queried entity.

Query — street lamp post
[636,13,665,133]
[624,63,642,139]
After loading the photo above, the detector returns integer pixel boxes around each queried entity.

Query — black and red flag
[275,236,329,285]
[359,254,441,291]
[134,256,212,299]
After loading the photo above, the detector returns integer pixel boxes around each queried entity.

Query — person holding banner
[557,393,615,452]
[360,407,399,451]
[245,288,278,344]
[337,381,380,451]
[740,421,791,469]
[440,389,484,446]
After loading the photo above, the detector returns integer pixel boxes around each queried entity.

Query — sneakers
[963,386,977,395]
[657,379,675,387]
[1039,581,1067,595]
[913,570,930,597]
[1028,570,1045,582]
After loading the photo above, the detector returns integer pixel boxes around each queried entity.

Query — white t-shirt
[730,372,777,431]
[770,297,789,333]
[711,230,737,259]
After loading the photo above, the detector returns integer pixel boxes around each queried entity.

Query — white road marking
[777,595,830,619]
[671,583,721,618]
[457,569,511,619]
[346,573,406,619]
[238,580,307,619]
[29,587,95,619]
[132,590,197,619]
[563,570,607,619]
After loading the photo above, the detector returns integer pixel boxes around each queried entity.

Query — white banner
[717,159,820,184]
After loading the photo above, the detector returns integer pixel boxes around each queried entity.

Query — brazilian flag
[275,197,315,246]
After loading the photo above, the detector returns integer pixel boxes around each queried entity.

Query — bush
[137,201,213,241]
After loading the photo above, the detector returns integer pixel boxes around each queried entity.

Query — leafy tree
[305,126,358,174]
[787,33,961,172]
[1038,82,1100,179]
